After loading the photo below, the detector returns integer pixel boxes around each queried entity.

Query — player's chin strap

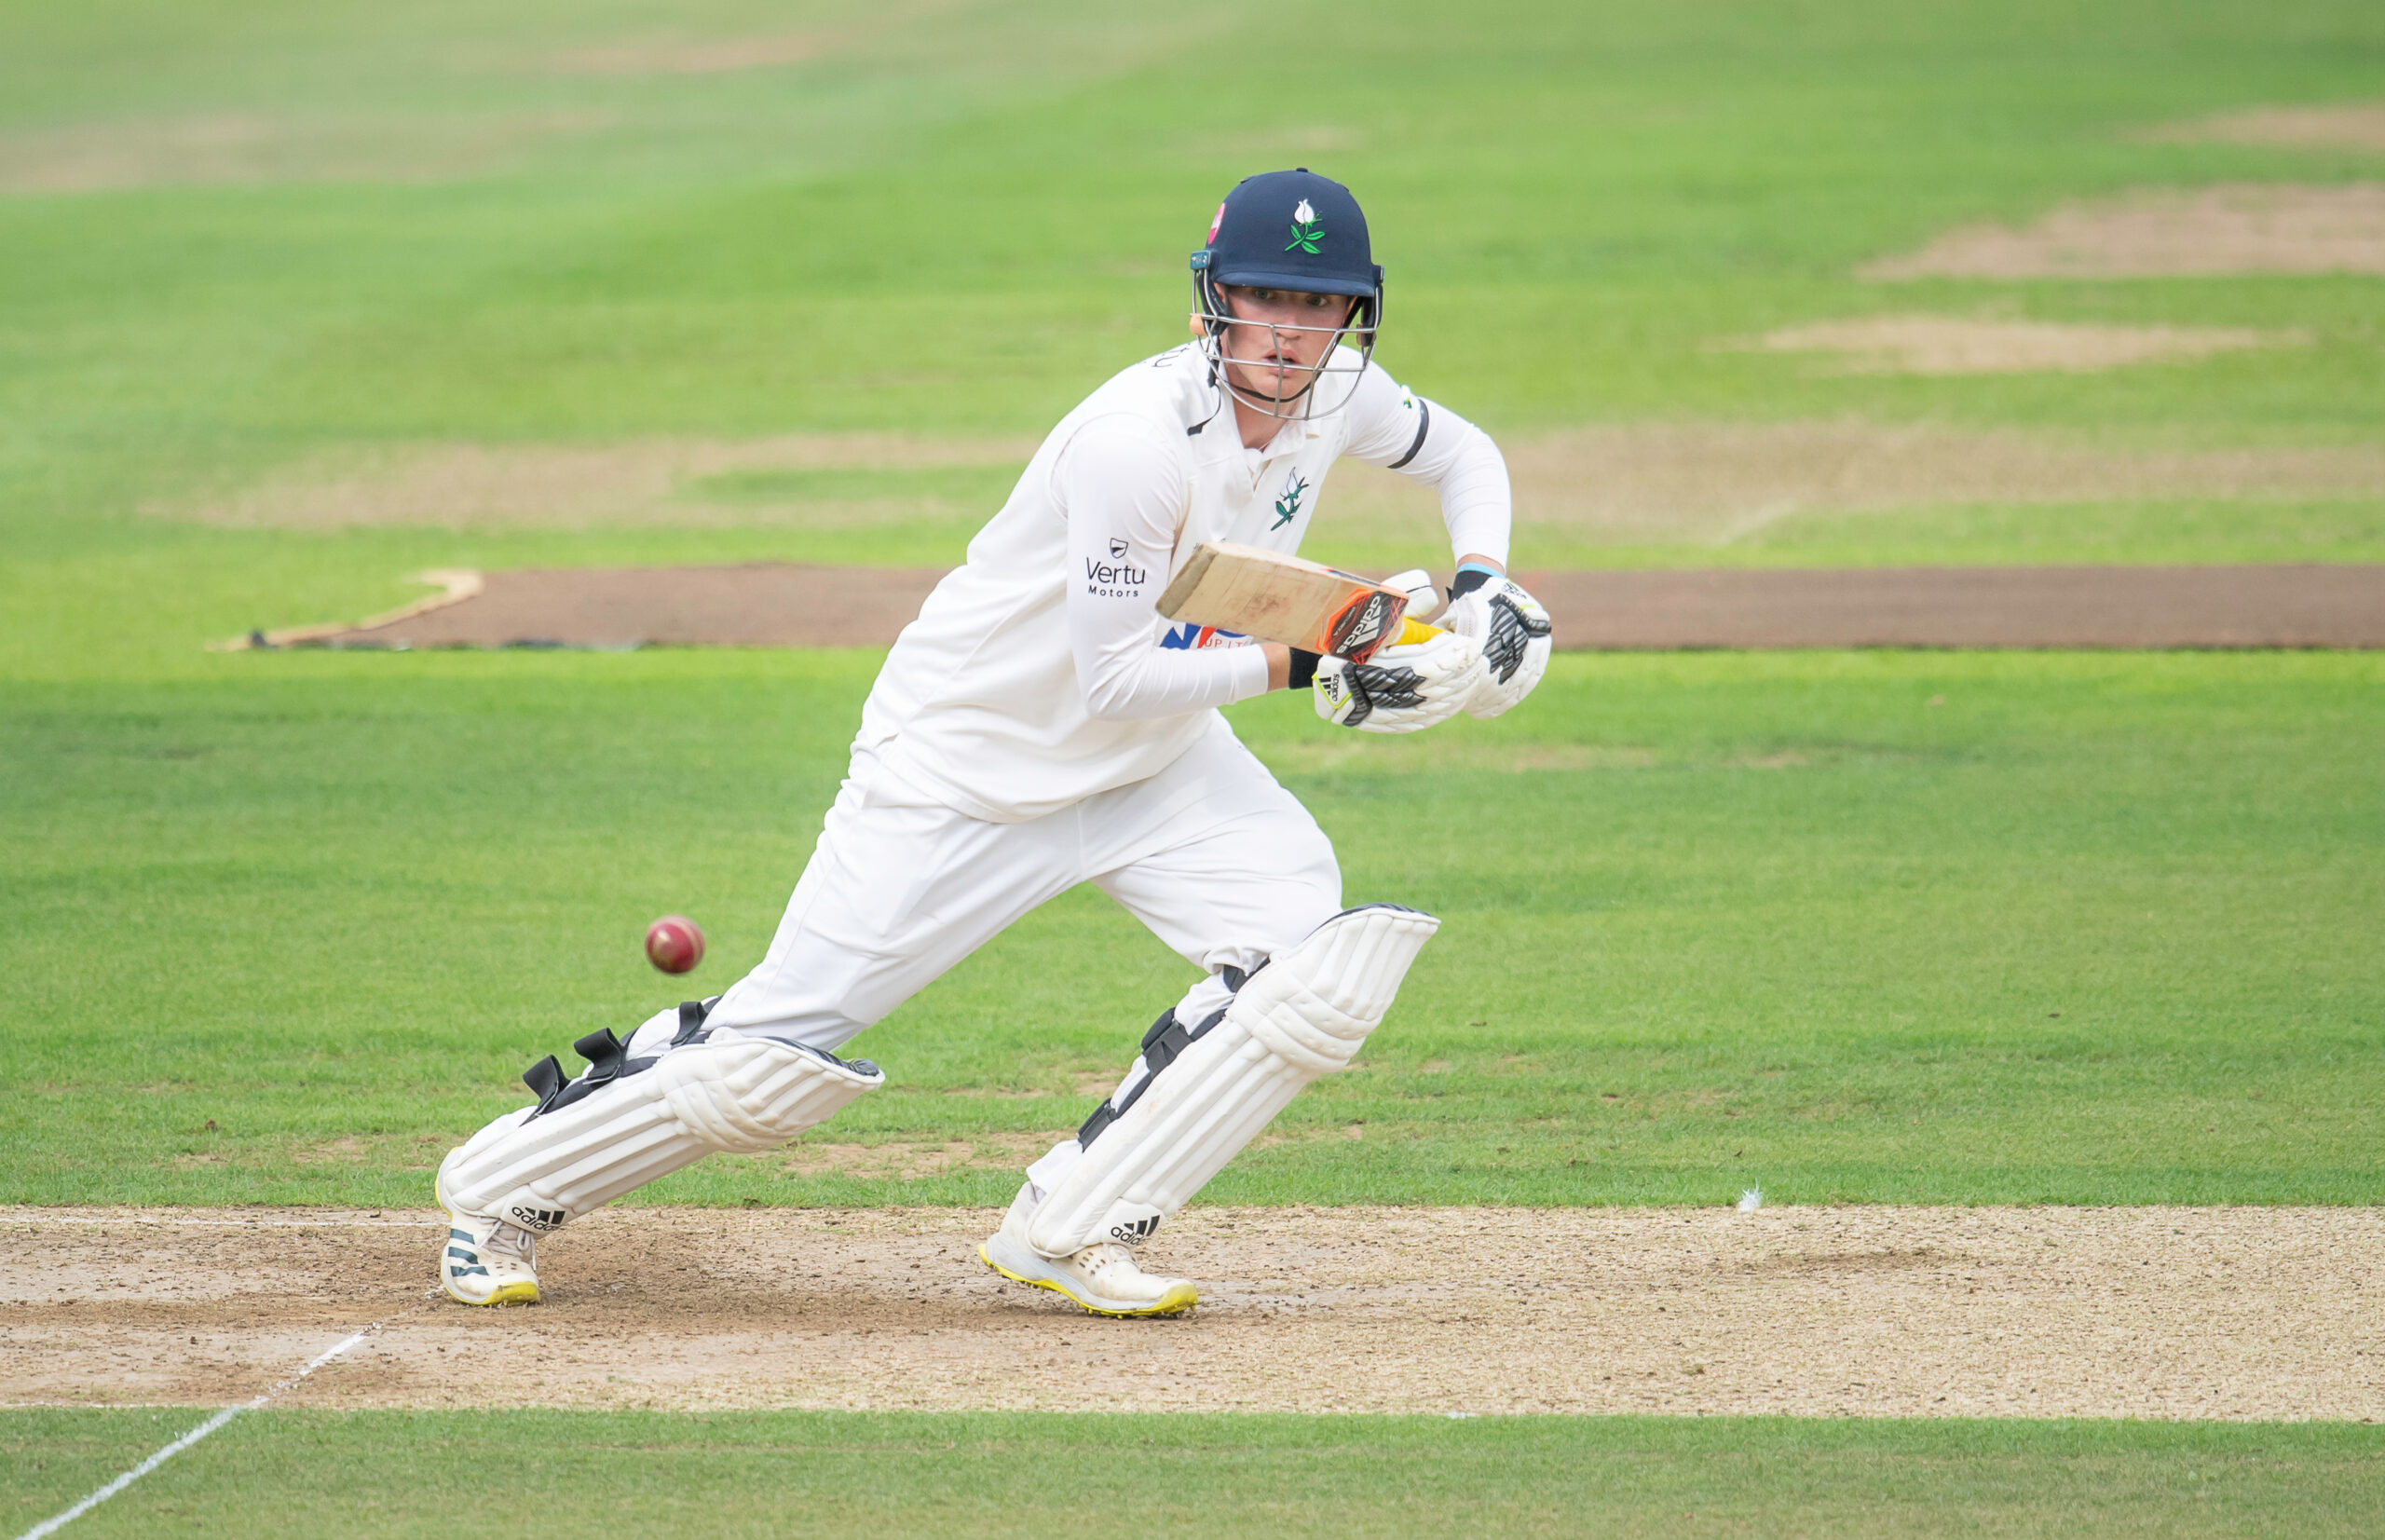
[442,1010,883,1236]
[1023,904,1439,1259]
[1185,346,1327,438]
[1187,266,1380,428]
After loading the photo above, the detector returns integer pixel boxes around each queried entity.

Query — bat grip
[1395,616,1442,647]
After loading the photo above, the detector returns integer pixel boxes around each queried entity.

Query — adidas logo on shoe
[508,1205,566,1233]
[438,1220,541,1306]
[1108,1215,1160,1247]
[445,1228,489,1278]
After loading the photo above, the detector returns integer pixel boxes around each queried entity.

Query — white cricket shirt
[858,343,1512,822]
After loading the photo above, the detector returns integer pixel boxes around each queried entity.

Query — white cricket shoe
[435,1156,541,1307]
[978,1184,1196,1317]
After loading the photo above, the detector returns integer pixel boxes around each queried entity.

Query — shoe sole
[977,1241,1197,1318]
[441,1276,540,1307]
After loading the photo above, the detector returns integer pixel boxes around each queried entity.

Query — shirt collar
[1174,348,1326,465]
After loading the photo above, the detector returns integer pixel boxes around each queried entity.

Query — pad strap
[1026,905,1438,1257]
[445,1031,883,1233]
[523,1056,567,1113]
[673,998,717,1046]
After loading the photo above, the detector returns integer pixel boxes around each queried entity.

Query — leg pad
[1026,905,1438,1257]
[441,1030,881,1233]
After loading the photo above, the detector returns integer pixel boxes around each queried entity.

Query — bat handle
[1384,568,1444,624]
[1395,615,1442,646]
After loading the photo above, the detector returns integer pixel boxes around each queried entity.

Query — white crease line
[7,1217,429,1228]
[14,1325,379,1539]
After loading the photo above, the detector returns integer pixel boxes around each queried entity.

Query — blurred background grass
[3,0,2382,675]
[0,0,2379,1207]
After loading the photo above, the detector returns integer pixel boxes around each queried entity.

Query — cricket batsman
[434,170,1554,1316]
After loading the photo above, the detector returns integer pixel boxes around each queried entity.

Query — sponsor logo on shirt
[1159,620,1249,650]
[1084,553,1148,598]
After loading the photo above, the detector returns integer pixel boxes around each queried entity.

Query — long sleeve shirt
[858,344,1511,822]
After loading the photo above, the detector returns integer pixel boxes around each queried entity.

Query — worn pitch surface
[178,428,2385,539]
[6,1206,2378,1421]
[279,562,2385,650]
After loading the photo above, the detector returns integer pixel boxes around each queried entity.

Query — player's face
[1216,285,1356,402]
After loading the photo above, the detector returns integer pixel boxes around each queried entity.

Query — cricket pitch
[7,1205,2377,1421]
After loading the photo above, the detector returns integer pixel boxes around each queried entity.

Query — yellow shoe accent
[978,1242,1197,1318]
[447,1279,539,1307]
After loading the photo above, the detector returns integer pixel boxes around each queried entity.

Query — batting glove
[1311,629,1487,734]
[1440,567,1552,719]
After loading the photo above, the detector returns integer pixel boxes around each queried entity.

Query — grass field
[7,650,2381,1209]
[8,1411,2382,1538]
[6,0,2385,680]
[5,0,2381,1531]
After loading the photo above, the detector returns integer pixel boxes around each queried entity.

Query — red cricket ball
[645,915,705,974]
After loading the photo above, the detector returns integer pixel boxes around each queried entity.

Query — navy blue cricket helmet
[1190,169,1383,419]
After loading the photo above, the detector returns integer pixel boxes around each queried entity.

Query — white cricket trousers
[631,716,1342,1059]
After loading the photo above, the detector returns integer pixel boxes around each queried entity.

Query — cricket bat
[1155,542,1440,665]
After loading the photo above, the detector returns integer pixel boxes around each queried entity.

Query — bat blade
[1156,542,1419,662]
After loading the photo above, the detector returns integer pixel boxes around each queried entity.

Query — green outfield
[7,650,2381,1208]
[8,1411,2382,1539]
[5,0,2381,1531]
[6,0,2385,683]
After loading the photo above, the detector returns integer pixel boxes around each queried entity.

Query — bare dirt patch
[201,419,2385,651]
[172,424,2385,547]
[538,0,974,78]
[244,561,2385,651]
[1860,183,2385,279]
[547,34,821,75]
[0,111,607,196]
[3,1206,2377,1420]
[258,564,948,649]
[1514,564,2385,648]
[2144,103,2385,156]
[179,434,1038,532]
[1329,422,2385,547]
[228,568,482,650]
[1728,315,2299,375]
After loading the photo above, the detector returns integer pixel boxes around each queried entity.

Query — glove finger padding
[1442,573,1552,719]
[1314,629,1486,734]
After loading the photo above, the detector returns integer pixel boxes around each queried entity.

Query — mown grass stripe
[12,1329,372,1540]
